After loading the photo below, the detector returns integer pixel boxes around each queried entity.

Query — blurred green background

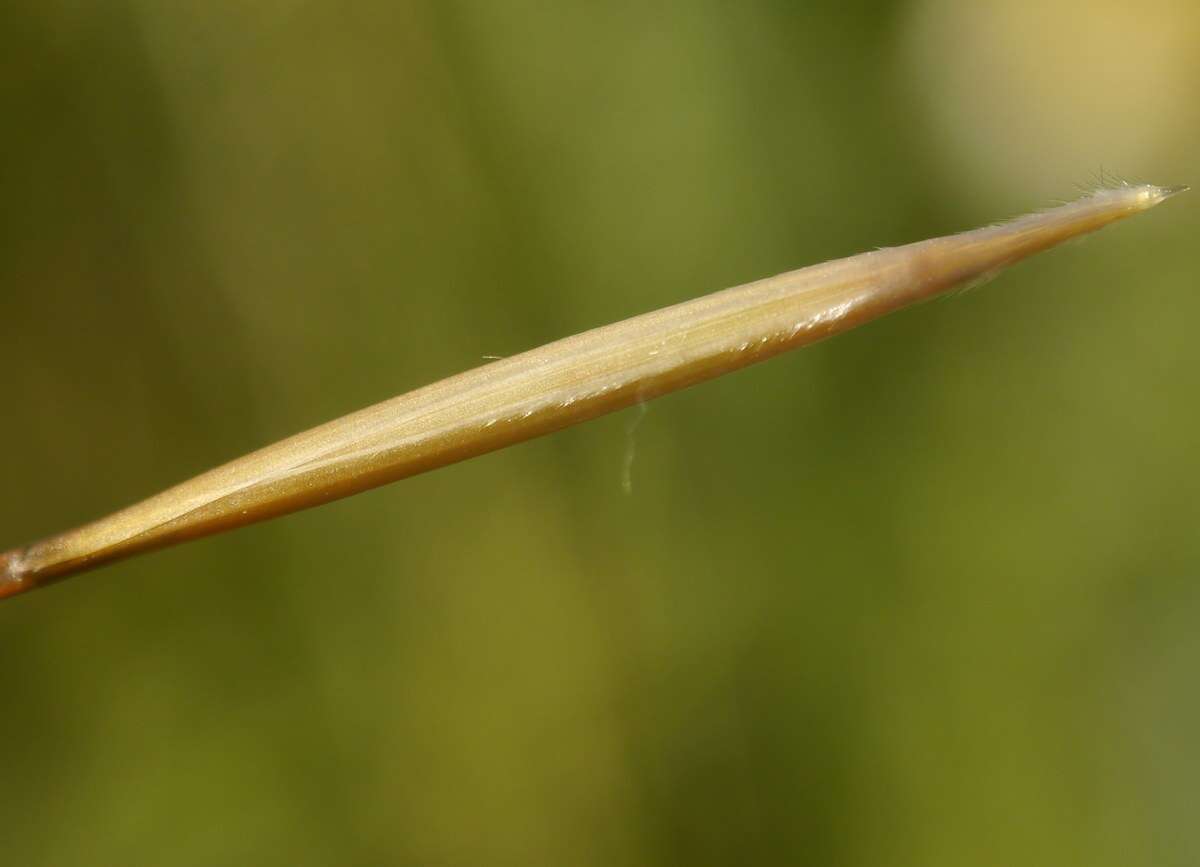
[2,1,1198,864]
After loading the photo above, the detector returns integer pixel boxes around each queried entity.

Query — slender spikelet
[0,184,1186,600]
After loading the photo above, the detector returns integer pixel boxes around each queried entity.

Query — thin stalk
[0,184,1186,600]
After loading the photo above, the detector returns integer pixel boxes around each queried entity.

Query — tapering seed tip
[1077,183,1185,216]
[1135,183,1189,208]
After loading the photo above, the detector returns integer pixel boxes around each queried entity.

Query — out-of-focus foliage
[1,2,1197,864]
